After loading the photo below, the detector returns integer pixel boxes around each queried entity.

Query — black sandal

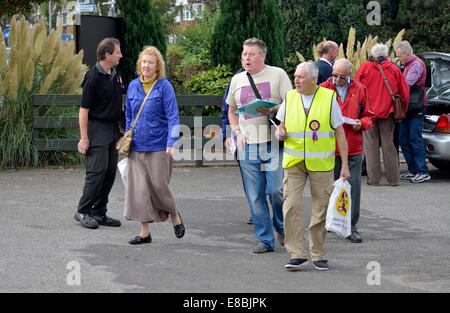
[128,233,152,245]
[173,213,185,239]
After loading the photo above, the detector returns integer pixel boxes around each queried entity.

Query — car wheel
[428,158,450,171]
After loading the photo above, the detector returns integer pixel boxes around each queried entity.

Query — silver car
[421,52,450,171]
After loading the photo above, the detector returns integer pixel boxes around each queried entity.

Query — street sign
[78,4,98,13]
[3,28,9,40]
[61,33,73,41]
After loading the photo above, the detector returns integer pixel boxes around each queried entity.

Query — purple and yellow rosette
[309,120,320,142]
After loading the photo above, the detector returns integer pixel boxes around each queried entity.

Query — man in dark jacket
[315,41,339,84]
[74,38,123,229]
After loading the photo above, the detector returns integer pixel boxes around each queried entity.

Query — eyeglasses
[332,73,348,80]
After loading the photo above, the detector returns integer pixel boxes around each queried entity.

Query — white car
[421,52,450,171]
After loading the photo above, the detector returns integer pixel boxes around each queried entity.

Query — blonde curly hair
[135,46,166,79]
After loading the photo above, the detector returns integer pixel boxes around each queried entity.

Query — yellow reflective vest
[282,87,336,171]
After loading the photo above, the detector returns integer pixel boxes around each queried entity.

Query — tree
[116,0,166,86]
[210,0,284,72]
[151,0,181,36]
[0,0,48,17]
[396,0,450,53]
[282,0,369,62]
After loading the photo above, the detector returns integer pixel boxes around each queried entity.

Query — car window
[427,59,450,101]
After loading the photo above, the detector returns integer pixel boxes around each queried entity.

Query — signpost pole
[48,0,52,32]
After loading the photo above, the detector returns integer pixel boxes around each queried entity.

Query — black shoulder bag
[407,85,425,117]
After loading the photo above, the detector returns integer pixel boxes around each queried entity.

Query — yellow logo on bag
[335,189,349,216]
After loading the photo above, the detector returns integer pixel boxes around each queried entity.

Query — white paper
[228,135,237,155]
[343,117,356,125]
[268,116,279,129]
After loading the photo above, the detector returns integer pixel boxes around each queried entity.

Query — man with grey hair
[227,37,292,254]
[320,58,375,243]
[315,40,339,84]
[355,44,409,186]
[276,62,350,271]
[394,40,430,183]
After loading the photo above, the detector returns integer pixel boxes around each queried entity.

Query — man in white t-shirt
[276,62,350,271]
[227,38,292,254]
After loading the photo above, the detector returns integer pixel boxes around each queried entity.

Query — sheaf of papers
[234,99,278,117]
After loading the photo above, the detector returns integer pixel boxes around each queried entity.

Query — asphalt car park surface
[0,161,449,294]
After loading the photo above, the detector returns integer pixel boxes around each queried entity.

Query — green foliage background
[280,0,449,62]
[116,0,166,87]
[210,0,284,72]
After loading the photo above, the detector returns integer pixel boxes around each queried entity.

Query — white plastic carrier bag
[117,157,128,186]
[325,177,352,238]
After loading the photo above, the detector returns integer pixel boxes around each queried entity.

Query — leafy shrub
[183,64,233,116]
[175,54,210,92]
[166,44,188,94]
[184,64,232,95]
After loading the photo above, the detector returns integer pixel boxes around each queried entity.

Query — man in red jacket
[321,59,375,243]
[355,44,409,186]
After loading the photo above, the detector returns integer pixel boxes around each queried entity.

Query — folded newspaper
[234,99,278,117]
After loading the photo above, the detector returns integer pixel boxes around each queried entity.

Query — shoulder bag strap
[130,80,158,130]
[246,71,280,126]
[246,72,262,100]
[376,62,395,98]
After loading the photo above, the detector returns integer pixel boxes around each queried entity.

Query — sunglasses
[332,73,348,80]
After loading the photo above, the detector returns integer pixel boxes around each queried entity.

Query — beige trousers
[283,161,333,261]
[363,114,399,186]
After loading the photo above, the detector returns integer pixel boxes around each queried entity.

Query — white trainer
[411,173,431,183]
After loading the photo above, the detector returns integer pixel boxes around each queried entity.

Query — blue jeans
[238,142,284,250]
[399,115,429,175]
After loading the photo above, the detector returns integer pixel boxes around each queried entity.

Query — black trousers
[77,142,118,216]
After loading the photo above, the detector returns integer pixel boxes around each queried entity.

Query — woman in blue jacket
[123,46,184,245]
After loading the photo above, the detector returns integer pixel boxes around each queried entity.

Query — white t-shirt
[226,65,293,144]
[276,89,344,129]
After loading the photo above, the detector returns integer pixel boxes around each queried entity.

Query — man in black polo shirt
[74,38,123,229]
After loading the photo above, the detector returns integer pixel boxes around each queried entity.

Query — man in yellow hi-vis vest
[276,62,350,271]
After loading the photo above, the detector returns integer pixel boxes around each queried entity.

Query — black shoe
[247,216,253,225]
[347,231,362,243]
[284,258,308,271]
[74,212,99,229]
[128,234,152,245]
[173,212,185,238]
[313,260,329,271]
[93,215,121,227]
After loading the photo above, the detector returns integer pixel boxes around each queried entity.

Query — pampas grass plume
[0,31,6,75]
[5,64,19,101]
